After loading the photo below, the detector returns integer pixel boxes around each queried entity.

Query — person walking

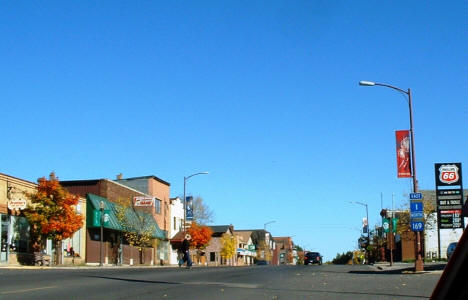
[179,234,193,269]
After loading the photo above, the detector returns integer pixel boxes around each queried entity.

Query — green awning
[86,194,166,239]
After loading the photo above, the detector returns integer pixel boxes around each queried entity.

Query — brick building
[61,177,167,265]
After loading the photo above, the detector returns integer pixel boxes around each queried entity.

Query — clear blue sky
[1,1,467,261]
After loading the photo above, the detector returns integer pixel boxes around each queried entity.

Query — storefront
[86,194,167,265]
[0,173,36,264]
[0,173,86,265]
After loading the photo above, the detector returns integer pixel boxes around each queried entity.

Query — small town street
[0,264,441,300]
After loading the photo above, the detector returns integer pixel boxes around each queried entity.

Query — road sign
[410,193,423,200]
[411,221,424,232]
[410,200,424,219]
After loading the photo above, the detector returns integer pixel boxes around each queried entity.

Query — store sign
[7,198,27,210]
[435,163,462,186]
[133,196,154,207]
[439,209,462,229]
[435,163,464,228]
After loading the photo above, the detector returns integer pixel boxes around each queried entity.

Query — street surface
[0,264,440,300]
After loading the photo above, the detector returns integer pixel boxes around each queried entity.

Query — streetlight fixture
[99,200,104,267]
[350,201,370,253]
[359,80,423,272]
[264,220,276,231]
[183,172,209,230]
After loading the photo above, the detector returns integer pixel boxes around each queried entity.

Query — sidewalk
[371,261,446,274]
[0,263,182,270]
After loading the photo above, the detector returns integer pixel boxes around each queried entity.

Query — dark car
[447,242,457,260]
[304,252,322,265]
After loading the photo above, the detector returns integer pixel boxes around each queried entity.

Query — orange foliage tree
[187,222,213,263]
[25,174,83,264]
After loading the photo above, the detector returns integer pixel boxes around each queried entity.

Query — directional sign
[410,193,423,200]
[410,201,424,219]
[411,221,424,232]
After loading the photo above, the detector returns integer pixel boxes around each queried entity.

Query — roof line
[116,175,170,186]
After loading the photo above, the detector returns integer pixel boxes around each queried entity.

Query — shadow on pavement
[87,275,181,285]
[349,263,445,275]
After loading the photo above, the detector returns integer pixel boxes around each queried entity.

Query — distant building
[205,225,235,266]
[273,237,294,264]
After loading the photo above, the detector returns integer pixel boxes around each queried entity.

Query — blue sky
[1,1,467,261]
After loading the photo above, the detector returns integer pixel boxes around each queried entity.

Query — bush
[332,251,353,264]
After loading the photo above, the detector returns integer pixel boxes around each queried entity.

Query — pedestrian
[179,234,193,269]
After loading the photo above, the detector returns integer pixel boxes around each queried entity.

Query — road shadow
[87,275,181,285]
[349,263,445,275]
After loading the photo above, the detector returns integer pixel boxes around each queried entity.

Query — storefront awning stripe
[86,194,166,239]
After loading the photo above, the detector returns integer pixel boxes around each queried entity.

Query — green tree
[115,199,155,264]
[332,251,353,264]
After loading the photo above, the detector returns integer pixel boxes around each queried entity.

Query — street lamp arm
[184,172,209,181]
[373,83,408,95]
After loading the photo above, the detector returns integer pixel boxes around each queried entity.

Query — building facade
[1,172,86,265]
[205,225,235,266]
[61,178,167,265]
[169,197,184,265]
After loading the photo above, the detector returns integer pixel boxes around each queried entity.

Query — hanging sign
[186,196,194,221]
[133,196,154,207]
[7,198,27,210]
[395,130,412,178]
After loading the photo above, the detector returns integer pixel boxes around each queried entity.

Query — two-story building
[61,176,167,265]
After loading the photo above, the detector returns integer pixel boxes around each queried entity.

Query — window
[210,252,216,262]
[155,199,161,214]
[173,217,176,231]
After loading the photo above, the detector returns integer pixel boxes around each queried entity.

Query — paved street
[0,264,440,300]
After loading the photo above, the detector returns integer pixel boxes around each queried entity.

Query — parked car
[304,252,322,265]
[447,242,457,260]
[256,260,269,265]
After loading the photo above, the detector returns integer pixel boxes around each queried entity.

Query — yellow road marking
[1,285,57,295]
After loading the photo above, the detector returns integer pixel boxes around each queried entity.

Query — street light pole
[99,200,104,267]
[351,201,370,250]
[359,80,423,272]
[183,172,209,231]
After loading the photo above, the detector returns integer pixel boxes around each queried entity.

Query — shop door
[1,214,8,261]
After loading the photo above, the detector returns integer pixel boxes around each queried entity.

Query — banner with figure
[185,196,194,221]
[395,130,412,178]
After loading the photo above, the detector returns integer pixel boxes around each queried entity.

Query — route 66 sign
[435,163,462,186]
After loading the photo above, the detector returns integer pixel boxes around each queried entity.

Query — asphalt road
[0,264,440,300]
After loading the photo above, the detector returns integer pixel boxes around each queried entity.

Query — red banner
[396,130,412,178]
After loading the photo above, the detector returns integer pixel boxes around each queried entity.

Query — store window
[63,228,81,257]
[1,214,8,260]
[9,216,30,253]
[155,199,161,214]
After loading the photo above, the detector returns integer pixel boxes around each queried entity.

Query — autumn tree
[115,198,155,264]
[395,197,436,234]
[220,233,236,265]
[187,222,213,263]
[25,174,83,265]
